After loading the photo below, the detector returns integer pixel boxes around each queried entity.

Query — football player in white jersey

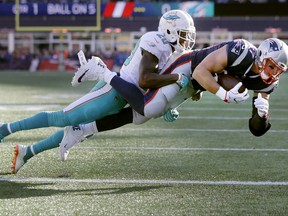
[4,10,197,174]
[71,9,197,116]
[59,38,288,161]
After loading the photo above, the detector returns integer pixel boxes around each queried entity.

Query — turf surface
[0,71,288,215]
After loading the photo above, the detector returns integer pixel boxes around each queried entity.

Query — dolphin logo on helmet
[158,10,196,53]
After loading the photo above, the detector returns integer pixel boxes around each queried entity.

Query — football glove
[176,74,189,92]
[163,108,179,122]
[216,82,249,103]
[254,93,269,118]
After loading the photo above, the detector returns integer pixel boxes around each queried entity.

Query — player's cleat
[71,56,109,87]
[77,50,88,66]
[59,125,86,161]
[12,144,27,174]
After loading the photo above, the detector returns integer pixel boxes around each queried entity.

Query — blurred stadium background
[0,0,287,72]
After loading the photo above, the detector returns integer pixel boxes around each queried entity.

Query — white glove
[254,93,269,118]
[216,82,249,103]
[163,108,179,122]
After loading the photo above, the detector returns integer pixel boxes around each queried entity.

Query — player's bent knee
[144,92,168,119]
[132,110,150,125]
[144,102,166,118]
[161,84,180,103]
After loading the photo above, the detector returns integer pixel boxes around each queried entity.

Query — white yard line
[74,146,288,152]
[1,145,287,152]
[0,177,288,186]
[0,104,288,112]
[119,128,288,133]
[0,105,287,120]
[178,116,288,120]
[0,104,62,111]
[178,107,288,112]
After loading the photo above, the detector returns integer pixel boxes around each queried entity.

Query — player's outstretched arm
[249,92,271,136]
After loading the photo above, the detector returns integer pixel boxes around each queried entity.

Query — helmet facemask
[174,29,196,52]
[256,38,288,84]
[258,57,287,84]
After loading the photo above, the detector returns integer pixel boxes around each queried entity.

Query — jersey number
[124,34,169,66]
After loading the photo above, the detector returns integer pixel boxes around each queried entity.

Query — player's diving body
[9,37,288,174]
[3,10,198,173]
[58,38,288,162]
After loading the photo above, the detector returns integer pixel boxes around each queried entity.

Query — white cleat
[59,125,86,161]
[12,144,27,174]
[71,56,109,87]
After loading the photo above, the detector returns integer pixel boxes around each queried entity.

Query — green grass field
[0,71,288,216]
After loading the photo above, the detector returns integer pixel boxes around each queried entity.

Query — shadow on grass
[0,180,170,199]
[80,185,170,196]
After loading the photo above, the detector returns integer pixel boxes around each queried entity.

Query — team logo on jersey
[268,39,280,52]
[231,40,244,55]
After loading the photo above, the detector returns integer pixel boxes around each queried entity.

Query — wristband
[215,86,227,101]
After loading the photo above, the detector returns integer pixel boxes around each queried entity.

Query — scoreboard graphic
[14,0,101,32]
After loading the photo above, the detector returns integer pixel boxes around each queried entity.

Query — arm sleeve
[248,96,271,137]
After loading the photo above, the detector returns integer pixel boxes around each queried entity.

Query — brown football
[217,73,246,93]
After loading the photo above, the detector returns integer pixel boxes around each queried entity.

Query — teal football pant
[0,81,127,140]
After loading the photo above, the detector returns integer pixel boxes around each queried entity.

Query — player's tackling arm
[138,50,180,89]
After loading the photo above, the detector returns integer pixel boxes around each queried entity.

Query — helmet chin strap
[170,41,182,53]
[260,70,269,80]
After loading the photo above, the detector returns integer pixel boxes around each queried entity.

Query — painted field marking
[1,177,288,186]
[74,146,288,152]
[118,128,288,133]
[0,104,288,113]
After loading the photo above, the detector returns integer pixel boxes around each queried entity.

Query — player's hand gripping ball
[217,73,246,93]
[216,73,249,103]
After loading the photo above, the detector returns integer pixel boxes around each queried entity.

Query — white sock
[104,71,117,84]
[81,122,98,137]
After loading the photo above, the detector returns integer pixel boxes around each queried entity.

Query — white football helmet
[158,10,196,52]
[256,38,288,84]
